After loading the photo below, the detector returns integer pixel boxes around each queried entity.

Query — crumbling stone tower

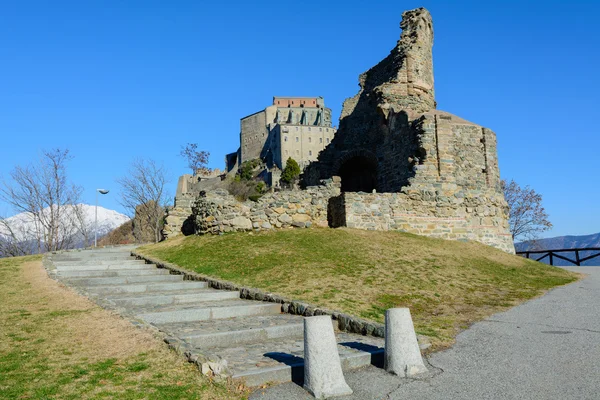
[306,7,514,253]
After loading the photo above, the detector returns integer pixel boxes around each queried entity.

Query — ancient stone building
[226,97,337,172]
[164,7,514,253]
[304,7,514,253]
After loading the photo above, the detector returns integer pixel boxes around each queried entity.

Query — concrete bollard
[384,308,428,377]
[303,315,353,399]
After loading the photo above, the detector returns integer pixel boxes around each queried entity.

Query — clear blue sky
[1,0,598,238]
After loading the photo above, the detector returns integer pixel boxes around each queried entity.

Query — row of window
[293,126,330,132]
[284,136,330,144]
[285,149,317,156]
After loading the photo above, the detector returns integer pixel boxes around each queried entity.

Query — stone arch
[333,150,379,193]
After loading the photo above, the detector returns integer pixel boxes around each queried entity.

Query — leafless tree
[180,143,210,175]
[72,203,92,248]
[502,179,552,241]
[0,216,29,257]
[117,158,170,243]
[0,149,82,253]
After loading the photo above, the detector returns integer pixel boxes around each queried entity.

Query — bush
[281,157,301,184]
[239,159,262,181]
[227,179,267,202]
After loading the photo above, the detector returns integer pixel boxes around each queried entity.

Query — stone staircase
[47,247,387,386]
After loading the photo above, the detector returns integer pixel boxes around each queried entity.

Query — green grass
[138,228,579,349]
[0,255,245,400]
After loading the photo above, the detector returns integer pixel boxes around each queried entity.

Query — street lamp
[95,189,109,247]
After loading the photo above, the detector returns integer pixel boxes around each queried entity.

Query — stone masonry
[164,7,514,253]
[304,7,514,253]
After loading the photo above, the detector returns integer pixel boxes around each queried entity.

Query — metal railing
[516,248,600,266]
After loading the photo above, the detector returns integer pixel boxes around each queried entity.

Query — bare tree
[72,203,92,248]
[117,158,170,243]
[0,149,82,253]
[0,216,29,257]
[180,143,210,175]
[501,179,552,241]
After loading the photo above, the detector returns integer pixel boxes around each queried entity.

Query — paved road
[251,267,600,400]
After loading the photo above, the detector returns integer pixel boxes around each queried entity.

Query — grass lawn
[0,256,246,400]
[138,228,579,349]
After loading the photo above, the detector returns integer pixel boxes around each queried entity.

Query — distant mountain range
[516,232,600,266]
[0,204,130,256]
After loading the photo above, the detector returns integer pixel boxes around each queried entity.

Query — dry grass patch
[138,228,579,349]
[0,255,246,400]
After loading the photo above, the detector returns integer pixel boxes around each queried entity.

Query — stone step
[85,281,208,295]
[108,290,240,307]
[64,274,183,286]
[197,333,385,387]
[53,259,143,266]
[157,314,309,349]
[183,322,304,349]
[55,263,156,272]
[137,301,282,324]
[56,268,171,278]
[52,254,133,260]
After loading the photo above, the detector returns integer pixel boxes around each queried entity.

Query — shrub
[239,159,262,181]
[281,157,301,184]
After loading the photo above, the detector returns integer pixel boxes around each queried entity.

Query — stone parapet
[332,190,514,253]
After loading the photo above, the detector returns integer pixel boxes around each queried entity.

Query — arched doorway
[338,156,378,192]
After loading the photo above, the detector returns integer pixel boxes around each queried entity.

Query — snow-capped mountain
[0,204,130,254]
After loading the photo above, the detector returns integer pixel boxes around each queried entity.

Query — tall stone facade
[304,7,514,253]
[226,97,337,172]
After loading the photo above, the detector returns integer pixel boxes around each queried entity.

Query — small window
[285,150,289,155]
[296,150,299,155]
[309,150,312,156]
[326,138,330,144]
[308,137,312,143]
[319,127,322,132]
[296,127,298,131]
[319,138,323,144]
[284,136,288,142]
[326,128,329,132]
[296,137,299,142]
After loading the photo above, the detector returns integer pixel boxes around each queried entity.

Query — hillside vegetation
[138,228,578,349]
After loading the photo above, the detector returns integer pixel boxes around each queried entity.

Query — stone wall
[240,110,268,164]
[331,190,514,253]
[164,179,341,237]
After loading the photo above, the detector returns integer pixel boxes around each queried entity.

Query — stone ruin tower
[306,8,515,253]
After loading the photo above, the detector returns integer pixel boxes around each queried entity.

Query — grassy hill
[138,228,578,349]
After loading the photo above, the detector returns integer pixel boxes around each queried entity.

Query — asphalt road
[250,267,600,400]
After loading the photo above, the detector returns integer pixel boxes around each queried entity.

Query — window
[296,126,298,131]
[308,127,311,131]
[296,150,299,155]
[326,138,330,144]
[285,150,289,155]
[319,138,323,144]
[309,150,312,156]
[296,137,299,142]
[308,137,312,143]
[326,128,329,132]
[284,136,288,142]
[319,127,322,132]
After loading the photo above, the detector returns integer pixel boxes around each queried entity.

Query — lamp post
[95,189,109,247]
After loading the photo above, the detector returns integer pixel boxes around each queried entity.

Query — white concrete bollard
[303,315,353,399]
[384,308,428,377]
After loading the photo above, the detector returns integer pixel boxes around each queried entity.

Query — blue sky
[1,0,598,238]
